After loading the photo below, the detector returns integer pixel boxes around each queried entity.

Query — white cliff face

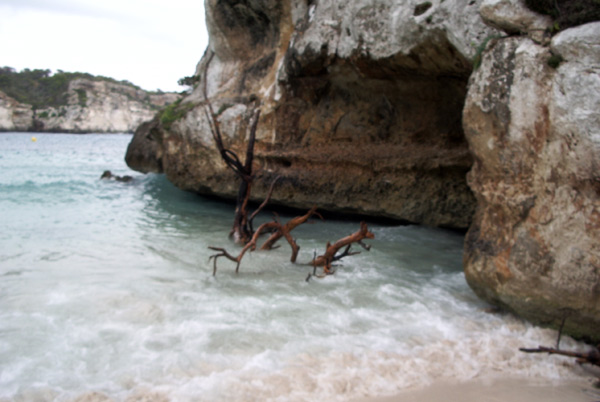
[479,0,552,42]
[292,0,493,61]
[0,78,180,133]
[0,91,33,131]
[550,23,600,148]
[194,0,498,104]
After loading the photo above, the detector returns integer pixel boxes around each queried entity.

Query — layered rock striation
[127,0,500,228]
[0,77,179,133]
[0,91,33,131]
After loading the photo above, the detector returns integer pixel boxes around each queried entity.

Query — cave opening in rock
[264,45,476,229]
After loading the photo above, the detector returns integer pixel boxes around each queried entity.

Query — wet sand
[356,377,600,402]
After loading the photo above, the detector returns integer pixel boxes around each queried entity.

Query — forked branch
[208,207,322,275]
[208,247,242,276]
[312,222,375,274]
[248,176,281,234]
[260,206,323,261]
[202,51,263,244]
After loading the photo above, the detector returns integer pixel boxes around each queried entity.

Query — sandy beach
[357,377,600,402]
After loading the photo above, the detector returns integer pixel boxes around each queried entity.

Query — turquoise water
[0,133,592,401]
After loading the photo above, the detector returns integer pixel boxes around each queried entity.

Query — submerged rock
[100,170,133,182]
[463,22,600,341]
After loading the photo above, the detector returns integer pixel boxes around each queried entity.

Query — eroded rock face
[127,0,500,228]
[463,22,600,340]
[0,91,34,131]
[124,0,600,339]
[0,79,179,133]
[479,0,552,42]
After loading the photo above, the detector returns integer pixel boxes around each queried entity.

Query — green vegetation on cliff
[0,67,151,110]
[158,98,196,129]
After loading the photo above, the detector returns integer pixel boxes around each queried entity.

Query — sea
[0,132,597,401]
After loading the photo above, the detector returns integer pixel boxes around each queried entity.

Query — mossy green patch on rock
[159,99,196,129]
[75,88,88,107]
[546,53,564,68]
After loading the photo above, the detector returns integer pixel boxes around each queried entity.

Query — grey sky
[0,0,208,92]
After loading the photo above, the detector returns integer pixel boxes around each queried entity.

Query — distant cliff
[0,68,180,133]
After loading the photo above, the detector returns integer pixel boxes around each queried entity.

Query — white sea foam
[0,133,596,401]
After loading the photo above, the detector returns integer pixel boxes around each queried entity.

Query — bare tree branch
[260,206,322,262]
[208,208,320,275]
[520,345,600,367]
[311,222,375,274]
[208,246,241,276]
[248,176,281,232]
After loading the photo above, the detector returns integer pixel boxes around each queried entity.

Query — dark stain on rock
[414,2,433,16]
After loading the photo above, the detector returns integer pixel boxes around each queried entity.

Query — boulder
[463,23,600,340]
[479,0,552,42]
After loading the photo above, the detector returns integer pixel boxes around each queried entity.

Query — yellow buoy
[31,137,37,142]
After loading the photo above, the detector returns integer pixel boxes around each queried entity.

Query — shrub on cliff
[177,75,200,88]
[158,99,195,129]
[0,67,66,109]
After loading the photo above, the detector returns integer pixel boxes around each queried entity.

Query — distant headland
[0,67,181,133]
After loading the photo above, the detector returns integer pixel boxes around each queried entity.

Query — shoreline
[354,377,600,402]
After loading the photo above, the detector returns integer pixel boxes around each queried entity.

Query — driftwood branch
[248,176,281,234]
[208,246,242,276]
[260,206,323,261]
[202,93,261,244]
[311,222,375,274]
[519,345,600,367]
[202,50,265,244]
[208,207,322,275]
[331,244,361,262]
[209,221,281,276]
[519,314,600,369]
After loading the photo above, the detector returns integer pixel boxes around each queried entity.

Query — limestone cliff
[463,17,600,340]
[125,0,600,340]
[0,91,33,131]
[0,74,180,133]
[127,0,500,229]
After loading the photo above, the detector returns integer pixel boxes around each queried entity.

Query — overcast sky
[0,0,209,92]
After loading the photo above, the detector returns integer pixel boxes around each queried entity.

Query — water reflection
[138,174,233,232]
